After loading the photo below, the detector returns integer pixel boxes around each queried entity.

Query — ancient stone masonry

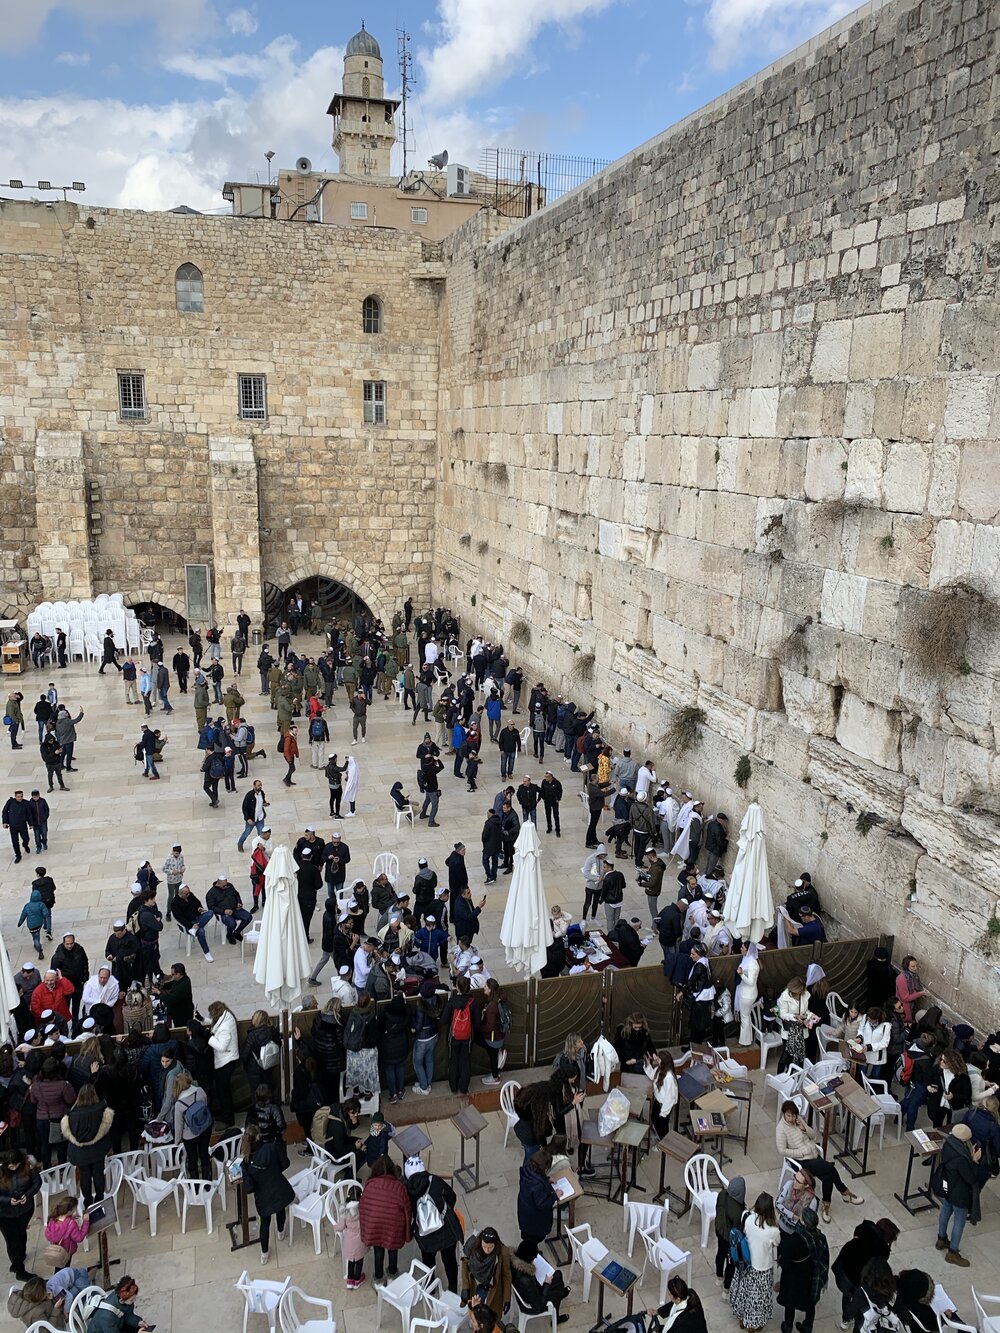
[434,0,1000,1024]
[0,202,441,622]
[1,0,998,1021]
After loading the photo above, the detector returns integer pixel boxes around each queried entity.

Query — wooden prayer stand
[653,1131,696,1212]
[452,1105,488,1193]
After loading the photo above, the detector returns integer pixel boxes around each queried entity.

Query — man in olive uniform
[223,683,245,725]
[303,659,321,702]
[193,676,209,732]
[341,657,359,695]
[267,661,282,709]
[393,629,409,668]
[276,685,294,736]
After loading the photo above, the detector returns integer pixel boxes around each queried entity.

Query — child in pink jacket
[44,1196,89,1261]
[330,1185,365,1289]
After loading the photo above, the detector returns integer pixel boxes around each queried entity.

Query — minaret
[326,24,400,178]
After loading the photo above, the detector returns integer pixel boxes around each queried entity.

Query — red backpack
[451,1002,472,1041]
[895,1049,916,1085]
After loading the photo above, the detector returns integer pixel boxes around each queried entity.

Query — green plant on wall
[509,619,531,647]
[734,754,752,788]
[911,579,1000,678]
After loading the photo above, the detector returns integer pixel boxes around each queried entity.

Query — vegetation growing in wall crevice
[477,540,488,555]
[817,496,871,523]
[663,705,706,756]
[855,810,886,838]
[484,461,510,487]
[569,652,595,683]
[734,754,752,788]
[910,579,1000,678]
[509,619,531,647]
[459,533,472,548]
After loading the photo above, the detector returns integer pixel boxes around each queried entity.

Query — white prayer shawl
[776,904,792,950]
[659,795,680,833]
[670,801,696,860]
[81,972,120,1015]
[704,922,733,956]
[344,755,360,803]
[591,1034,620,1091]
[684,898,709,939]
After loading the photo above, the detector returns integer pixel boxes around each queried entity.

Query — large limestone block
[910,858,997,953]
[723,645,782,711]
[807,736,910,820]
[942,733,998,807]
[941,671,995,747]
[845,439,884,504]
[804,438,848,501]
[849,313,903,380]
[882,440,930,514]
[754,710,811,780]
[944,375,994,439]
[901,721,947,799]
[835,692,902,770]
[780,669,840,737]
[901,787,1000,883]
[958,441,1000,522]
[749,387,779,437]
[697,682,757,750]
[821,570,867,634]
[688,342,721,390]
[810,320,852,383]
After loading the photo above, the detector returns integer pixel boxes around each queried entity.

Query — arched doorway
[263,577,374,634]
[128,600,189,635]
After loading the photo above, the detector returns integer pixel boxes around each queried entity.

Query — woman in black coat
[517,1149,557,1248]
[644,1278,708,1333]
[613,1014,656,1074]
[404,1160,463,1291]
[511,1241,570,1319]
[309,1000,347,1104]
[777,1212,828,1333]
[0,1149,42,1280]
[241,1010,282,1098]
[379,995,411,1106]
[240,1124,295,1263]
[60,1083,114,1208]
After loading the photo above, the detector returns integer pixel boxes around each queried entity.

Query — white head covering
[743,942,760,962]
[805,962,826,987]
[403,1156,424,1178]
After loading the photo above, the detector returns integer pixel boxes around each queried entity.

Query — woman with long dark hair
[240,1123,294,1265]
[646,1277,708,1333]
[0,1149,42,1281]
[649,1049,678,1139]
[27,1057,75,1167]
[61,1082,113,1208]
[729,1192,780,1332]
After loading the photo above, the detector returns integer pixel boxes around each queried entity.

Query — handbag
[48,1120,65,1145]
[43,1241,70,1269]
[257,1039,281,1071]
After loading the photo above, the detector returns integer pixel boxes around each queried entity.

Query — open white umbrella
[0,914,19,1041]
[254,845,312,1008]
[722,803,775,944]
[500,820,552,974]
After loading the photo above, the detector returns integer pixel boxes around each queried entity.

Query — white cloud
[226,7,257,36]
[419,0,618,105]
[0,0,212,51]
[702,0,855,69]
[54,50,90,66]
[162,37,294,85]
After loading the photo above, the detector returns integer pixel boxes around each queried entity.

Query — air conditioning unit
[304,203,319,222]
[446,163,470,197]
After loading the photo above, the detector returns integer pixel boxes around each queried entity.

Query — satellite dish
[296,157,313,174]
[427,150,449,170]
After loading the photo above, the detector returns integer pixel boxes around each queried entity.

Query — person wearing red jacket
[359,1156,412,1281]
[29,969,74,1023]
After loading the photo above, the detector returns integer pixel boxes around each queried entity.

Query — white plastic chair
[971,1288,1000,1333]
[177,1175,222,1233]
[278,1286,336,1333]
[777,1157,804,1198]
[305,1139,356,1182]
[103,1156,125,1236]
[108,1148,147,1181]
[213,1133,242,1209]
[67,1286,107,1333]
[637,1226,693,1303]
[409,1319,448,1333]
[236,1272,291,1333]
[287,1179,335,1255]
[501,1078,521,1148]
[622,1192,668,1257]
[242,924,262,963]
[40,1162,77,1224]
[124,1172,179,1236]
[827,991,847,1023]
[68,629,85,662]
[859,1073,903,1147]
[751,1001,784,1070]
[683,1153,728,1249]
[392,801,415,831]
[424,1285,466,1333]
[511,1286,557,1333]
[774,1093,809,1123]
[373,852,399,884]
[375,1260,435,1331]
[804,1056,849,1085]
[566,1223,609,1301]
[149,1142,187,1179]
[764,1062,804,1110]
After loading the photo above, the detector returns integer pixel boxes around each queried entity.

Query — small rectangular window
[117,372,146,421]
[238,373,267,421]
[350,201,368,220]
[363,380,387,425]
[410,207,428,224]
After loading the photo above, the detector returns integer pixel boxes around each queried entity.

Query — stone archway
[267,554,395,629]
[122,587,189,621]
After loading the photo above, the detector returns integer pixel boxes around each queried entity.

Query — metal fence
[480,147,611,217]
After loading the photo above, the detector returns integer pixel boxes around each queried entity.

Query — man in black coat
[172,648,191,694]
[515,776,541,826]
[206,876,252,942]
[323,833,351,892]
[445,843,469,908]
[608,916,645,967]
[499,801,520,873]
[2,790,34,862]
[293,826,326,869]
[679,943,713,1044]
[51,933,89,1025]
[658,897,688,980]
[105,920,140,989]
[296,847,323,942]
[702,812,729,875]
[540,771,563,836]
[453,886,485,942]
[481,810,502,884]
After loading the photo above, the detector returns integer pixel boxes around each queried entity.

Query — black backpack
[133,741,144,763]
[209,754,226,779]
[343,1010,368,1052]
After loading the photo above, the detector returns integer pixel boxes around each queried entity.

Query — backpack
[257,1039,281,1071]
[895,1050,916,1085]
[729,1212,752,1268]
[125,913,142,935]
[79,1289,111,1327]
[183,1096,214,1136]
[860,1302,905,1333]
[209,755,226,779]
[309,718,325,741]
[310,1105,332,1146]
[497,999,512,1035]
[343,1010,368,1052]
[243,723,256,747]
[133,741,143,763]
[450,1002,472,1042]
[416,1188,445,1236]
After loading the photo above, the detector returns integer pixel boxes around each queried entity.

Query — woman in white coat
[729,1191,780,1331]
[736,942,760,1047]
[207,999,240,1126]
[343,754,360,818]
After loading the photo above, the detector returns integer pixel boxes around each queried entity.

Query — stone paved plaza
[0,632,996,1333]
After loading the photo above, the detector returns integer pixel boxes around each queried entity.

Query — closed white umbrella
[500,820,552,974]
[722,803,775,945]
[254,845,312,1008]
[0,915,19,1041]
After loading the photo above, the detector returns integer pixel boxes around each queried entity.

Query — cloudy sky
[0,0,856,212]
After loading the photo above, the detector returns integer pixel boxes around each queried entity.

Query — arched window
[175,262,204,313]
[362,295,383,334]
[362,75,370,96]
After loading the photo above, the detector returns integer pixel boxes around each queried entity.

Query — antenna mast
[397,27,413,177]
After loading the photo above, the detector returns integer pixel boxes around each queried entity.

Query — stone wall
[434,0,1000,1024]
[0,201,441,625]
